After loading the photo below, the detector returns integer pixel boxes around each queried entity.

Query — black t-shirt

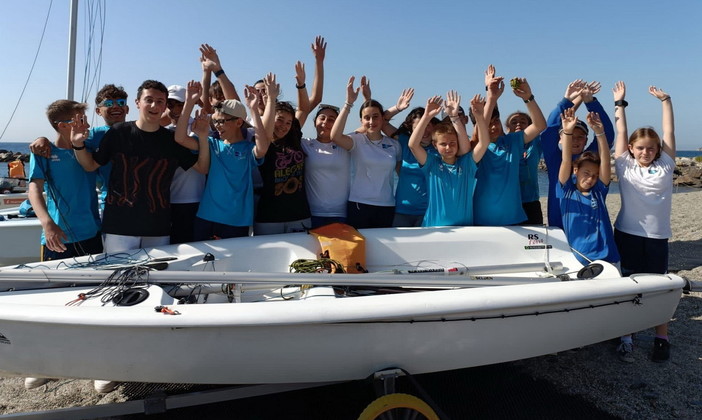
[256,121,310,223]
[94,121,198,236]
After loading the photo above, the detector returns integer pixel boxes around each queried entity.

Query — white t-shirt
[301,137,350,217]
[347,132,401,206]
[167,119,206,203]
[614,151,674,239]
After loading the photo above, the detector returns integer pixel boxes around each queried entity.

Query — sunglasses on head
[318,104,340,113]
[99,98,127,108]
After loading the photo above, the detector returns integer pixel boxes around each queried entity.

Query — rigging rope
[0,0,54,141]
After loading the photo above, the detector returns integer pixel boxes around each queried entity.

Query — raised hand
[69,113,90,145]
[360,76,372,101]
[581,81,601,103]
[191,109,210,138]
[484,64,496,87]
[444,90,461,117]
[311,35,326,62]
[346,76,360,104]
[243,85,260,111]
[586,81,601,94]
[295,61,306,87]
[264,73,280,101]
[470,94,486,117]
[511,77,533,100]
[560,107,578,133]
[612,81,626,102]
[585,111,604,132]
[649,85,670,101]
[487,76,505,98]
[565,79,585,102]
[186,80,202,104]
[395,88,415,112]
[424,96,443,118]
[199,43,221,72]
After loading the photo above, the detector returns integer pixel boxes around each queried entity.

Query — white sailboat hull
[0,226,685,384]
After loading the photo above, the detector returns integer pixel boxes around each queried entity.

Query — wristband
[296,83,306,89]
[594,131,605,136]
[661,96,671,102]
[214,69,225,77]
[72,143,86,151]
[344,102,354,108]
[562,132,573,136]
[523,94,535,104]
[614,99,628,108]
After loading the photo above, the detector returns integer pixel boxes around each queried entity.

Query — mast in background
[66,0,79,100]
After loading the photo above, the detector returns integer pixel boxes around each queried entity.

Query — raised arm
[470,95,490,163]
[408,96,441,166]
[308,36,326,110]
[612,81,629,158]
[444,90,470,156]
[244,85,272,159]
[329,76,359,151]
[546,80,584,128]
[649,86,675,158]
[558,108,578,185]
[581,81,614,152]
[174,80,202,151]
[71,115,101,172]
[586,112,611,186]
[294,61,312,126]
[176,81,210,175]
[382,87,414,137]
[483,65,504,122]
[511,78,546,143]
[261,73,279,139]
[200,44,239,103]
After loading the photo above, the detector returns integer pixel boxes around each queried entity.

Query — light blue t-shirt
[473,132,528,225]
[557,177,620,265]
[395,133,431,216]
[85,125,112,210]
[422,153,478,227]
[29,145,100,245]
[196,138,262,227]
[519,135,542,203]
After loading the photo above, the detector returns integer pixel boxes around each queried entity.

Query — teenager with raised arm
[542,79,614,228]
[190,84,272,240]
[473,75,546,226]
[557,107,619,267]
[330,76,402,229]
[72,80,210,254]
[409,92,489,227]
[612,81,676,364]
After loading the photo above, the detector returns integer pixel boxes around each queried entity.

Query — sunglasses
[212,116,238,125]
[99,98,127,108]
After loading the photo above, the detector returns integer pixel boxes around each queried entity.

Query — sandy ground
[1,190,701,418]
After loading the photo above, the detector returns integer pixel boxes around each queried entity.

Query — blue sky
[0,0,700,149]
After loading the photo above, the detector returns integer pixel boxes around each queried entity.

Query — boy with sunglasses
[30,84,130,212]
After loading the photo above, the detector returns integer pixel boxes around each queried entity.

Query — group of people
[25,38,676,392]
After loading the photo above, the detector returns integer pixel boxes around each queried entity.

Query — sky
[0,0,700,149]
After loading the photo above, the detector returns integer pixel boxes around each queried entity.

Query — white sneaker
[24,377,54,390]
[93,380,119,393]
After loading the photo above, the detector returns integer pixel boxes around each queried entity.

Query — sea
[1,141,701,195]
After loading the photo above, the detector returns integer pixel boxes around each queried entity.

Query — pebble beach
[0,190,700,419]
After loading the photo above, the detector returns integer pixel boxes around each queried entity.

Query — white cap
[167,85,186,103]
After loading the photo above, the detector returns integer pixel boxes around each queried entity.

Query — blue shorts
[614,229,669,276]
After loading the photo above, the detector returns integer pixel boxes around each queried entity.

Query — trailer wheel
[357,392,439,420]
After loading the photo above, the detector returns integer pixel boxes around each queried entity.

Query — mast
[66,0,79,100]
